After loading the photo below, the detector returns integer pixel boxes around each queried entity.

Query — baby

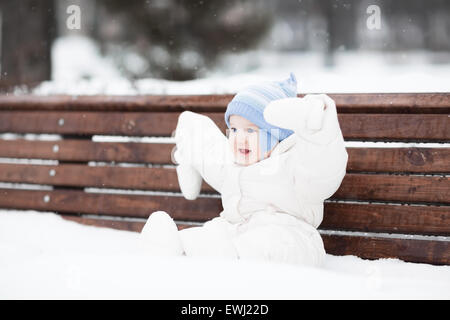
[140,73,348,267]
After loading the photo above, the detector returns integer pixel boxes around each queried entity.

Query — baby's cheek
[228,136,236,153]
[251,134,260,154]
[244,134,258,162]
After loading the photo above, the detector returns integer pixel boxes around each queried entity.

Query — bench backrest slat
[0,139,174,164]
[1,111,449,141]
[1,163,448,204]
[0,93,449,112]
[0,188,220,221]
[1,139,449,173]
[322,235,450,266]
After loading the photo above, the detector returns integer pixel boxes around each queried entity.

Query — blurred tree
[313,0,357,66]
[0,0,56,91]
[94,0,274,80]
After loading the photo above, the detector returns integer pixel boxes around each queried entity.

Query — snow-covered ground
[1,210,449,300]
[30,36,450,95]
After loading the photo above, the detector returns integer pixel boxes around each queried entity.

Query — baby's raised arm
[174,111,232,197]
[264,94,348,206]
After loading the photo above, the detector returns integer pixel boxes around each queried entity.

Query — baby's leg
[233,224,326,267]
[139,211,184,256]
[179,217,239,259]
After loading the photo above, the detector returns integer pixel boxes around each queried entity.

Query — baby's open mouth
[239,148,251,155]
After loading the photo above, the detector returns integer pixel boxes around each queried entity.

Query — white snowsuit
[140,94,348,267]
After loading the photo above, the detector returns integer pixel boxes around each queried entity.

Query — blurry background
[0,0,449,94]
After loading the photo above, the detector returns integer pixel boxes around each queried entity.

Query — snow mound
[1,210,449,299]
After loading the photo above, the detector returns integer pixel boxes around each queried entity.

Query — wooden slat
[334,174,450,204]
[56,215,450,265]
[321,202,450,236]
[0,188,220,221]
[1,112,449,141]
[1,139,449,173]
[0,111,183,136]
[0,95,234,112]
[0,111,224,136]
[346,147,450,173]
[322,234,450,265]
[0,139,175,164]
[339,114,450,141]
[0,163,215,193]
[329,93,450,113]
[0,164,448,204]
[0,93,449,113]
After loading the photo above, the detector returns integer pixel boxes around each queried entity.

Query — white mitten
[304,96,326,132]
[263,96,325,133]
[176,163,202,200]
[173,113,203,201]
[264,94,338,145]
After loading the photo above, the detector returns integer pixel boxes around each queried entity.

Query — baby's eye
[230,127,237,133]
[247,128,256,133]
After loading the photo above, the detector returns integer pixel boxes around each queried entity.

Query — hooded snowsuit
[140,93,348,267]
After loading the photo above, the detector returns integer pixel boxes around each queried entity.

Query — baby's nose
[236,130,250,141]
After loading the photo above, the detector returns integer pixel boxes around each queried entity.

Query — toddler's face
[228,115,277,166]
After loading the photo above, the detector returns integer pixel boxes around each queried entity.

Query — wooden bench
[0,93,449,265]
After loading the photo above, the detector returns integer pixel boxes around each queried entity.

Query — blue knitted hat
[224,72,297,159]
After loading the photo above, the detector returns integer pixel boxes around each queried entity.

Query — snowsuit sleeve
[173,111,232,194]
[264,94,348,206]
